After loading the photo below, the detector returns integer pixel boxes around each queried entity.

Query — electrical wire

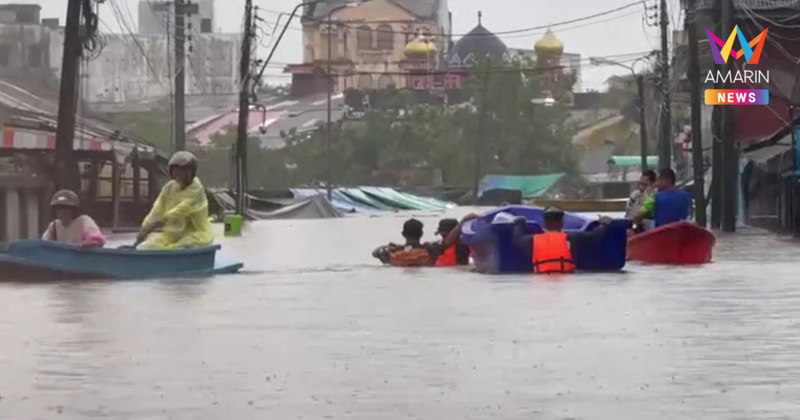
[106,0,170,97]
[257,0,649,40]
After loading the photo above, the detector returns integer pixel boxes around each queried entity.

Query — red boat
[627,221,715,265]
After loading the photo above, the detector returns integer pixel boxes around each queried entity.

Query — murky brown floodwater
[2,210,800,419]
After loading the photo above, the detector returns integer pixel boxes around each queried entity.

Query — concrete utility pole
[235,0,253,215]
[636,75,649,170]
[54,0,84,191]
[473,59,491,203]
[658,0,672,170]
[173,0,187,151]
[152,0,198,152]
[720,0,736,232]
[687,0,707,227]
[326,13,333,202]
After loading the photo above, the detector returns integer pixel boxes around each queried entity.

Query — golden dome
[535,28,564,56]
[404,36,436,58]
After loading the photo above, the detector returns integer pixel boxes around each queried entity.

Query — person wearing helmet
[42,189,106,249]
[136,151,214,250]
[511,207,612,274]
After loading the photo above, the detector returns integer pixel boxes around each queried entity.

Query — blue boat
[0,240,243,281]
[459,206,630,273]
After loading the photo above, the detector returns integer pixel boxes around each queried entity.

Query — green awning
[478,173,565,199]
[609,156,658,168]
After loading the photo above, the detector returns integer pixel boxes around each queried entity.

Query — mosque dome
[535,28,564,56]
[404,35,436,58]
[450,23,508,65]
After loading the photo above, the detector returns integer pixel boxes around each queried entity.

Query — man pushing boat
[512,207,612,274]
[135,151,214,250]
[372,214,478,267]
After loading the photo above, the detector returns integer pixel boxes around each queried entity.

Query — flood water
[2,210,800,419]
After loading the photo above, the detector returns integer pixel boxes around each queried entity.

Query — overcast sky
[31,0,683,91]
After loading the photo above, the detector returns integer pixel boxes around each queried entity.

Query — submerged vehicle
[0,240,243,281]
[459,206,630,273]
[627,221,714,265]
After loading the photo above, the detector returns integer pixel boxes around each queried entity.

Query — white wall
[83,32,240,104]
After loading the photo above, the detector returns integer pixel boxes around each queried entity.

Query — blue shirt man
[634,168,693,228]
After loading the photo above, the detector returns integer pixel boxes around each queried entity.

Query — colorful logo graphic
[705,26,769,65]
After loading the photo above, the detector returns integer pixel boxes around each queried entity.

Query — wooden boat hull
[529,198,627,212]
[0,240,243,281]
[627,221,715,265]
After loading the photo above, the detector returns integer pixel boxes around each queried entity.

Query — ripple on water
[1,215,800,419]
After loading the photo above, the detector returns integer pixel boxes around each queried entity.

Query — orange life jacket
[531,231,575,274]
[388,247,433,267]
[435,245,458,266]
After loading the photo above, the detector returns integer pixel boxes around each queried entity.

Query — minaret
[534,27,564,84]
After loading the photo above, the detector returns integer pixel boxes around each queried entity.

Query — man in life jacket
[512,207,612,274]
[434,218,471,266]
[372,214,479,266]
[632,168,693,228]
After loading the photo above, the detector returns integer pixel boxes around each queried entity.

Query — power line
[106,0,170,96]
[258,0,648,39]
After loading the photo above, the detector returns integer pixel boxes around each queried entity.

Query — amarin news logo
[703,25,770,105]
[706,25,768,65]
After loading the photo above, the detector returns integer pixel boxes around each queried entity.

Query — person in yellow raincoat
[135,151,214,250]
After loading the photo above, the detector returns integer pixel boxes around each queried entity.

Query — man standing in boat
[632,168,693,228]
[512,207,612,274]
[135,151,214,250]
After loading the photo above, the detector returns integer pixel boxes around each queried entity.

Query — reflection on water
[2,213,800,419]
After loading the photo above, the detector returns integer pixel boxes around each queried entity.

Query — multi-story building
[83,32,240,105]
[285,0,451,97]
[137,0,215,35]
[0,4,63,94]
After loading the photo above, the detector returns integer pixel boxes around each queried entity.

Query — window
[378,74,394,89]
[0,44,11,67]
[356,25,372,50]
[27,45,42,68]
[200,18,212,33]
[320,32,338,60]
[376,24,393,50]
[357,74,373,89]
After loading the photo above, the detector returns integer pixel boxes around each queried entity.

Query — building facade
[285,0,451,97]
[83,32,240,104]
[507,47,582,92]
[0,3,238,106]
[138,0,215,35]
[0,4,63,95]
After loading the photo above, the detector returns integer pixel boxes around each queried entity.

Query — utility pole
[687,0,707,227]
[54,0,83,191]
[151,0,198,152]
[326,13,333,202]
[710,0,725,229]
[235,0,253,215]
[658,0,672,170]
[173,0,187,151]
[720,0,736,232]
[636,74,648,170]
[473,59,491,203]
